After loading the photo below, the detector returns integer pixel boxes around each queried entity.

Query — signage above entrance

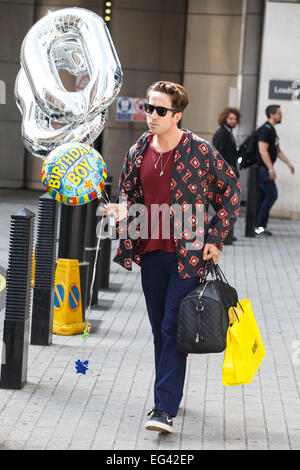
[268,80,294,100]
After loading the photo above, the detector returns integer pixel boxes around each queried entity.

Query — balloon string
[82,91,90,145]
[79,94,113,354]
[82,187,112,347]
[88,217,103,314]
[72,94,113,369]
[81,215,102,361]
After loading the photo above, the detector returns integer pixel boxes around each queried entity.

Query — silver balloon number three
[15,8,123,158]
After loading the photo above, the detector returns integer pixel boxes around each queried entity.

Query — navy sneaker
[145,408,173,433]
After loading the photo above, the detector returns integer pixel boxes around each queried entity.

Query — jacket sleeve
[212,128,226,157]
[115,147,136,206]
[114,145,141,241]
[205,144,241,250]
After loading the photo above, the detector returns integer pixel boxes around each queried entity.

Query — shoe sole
[145,420,173,433]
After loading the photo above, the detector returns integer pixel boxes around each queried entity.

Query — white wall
[256,1,300,219]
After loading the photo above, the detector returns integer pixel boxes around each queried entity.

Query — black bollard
[58,203,72,260]
[0,208,35,389]
[69,204,87,262]
[97,176,113,289]
[59,204,87,261]
[31,194,59,346]
[84,198,100,307]
[245,165,260,237]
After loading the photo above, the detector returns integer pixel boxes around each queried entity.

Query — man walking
[255,105,295,236]
[103,81,241,433]
[213,107,241,244]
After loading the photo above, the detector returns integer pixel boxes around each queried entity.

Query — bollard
[58,203,72,260]
[84,198,100,307]
[97,176,113,289]
[31,193,59,346]
[0,208,35,389]
[58,204,87,261]
[245,166,260,237]
[68,205,87,262]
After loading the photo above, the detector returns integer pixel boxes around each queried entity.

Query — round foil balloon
[41,143,107,205]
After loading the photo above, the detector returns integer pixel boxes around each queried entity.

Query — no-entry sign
[116,97,146,122]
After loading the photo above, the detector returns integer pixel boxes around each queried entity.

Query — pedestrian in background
[103,81,241,434]
[255,104,295,236]
[213,107,241,244]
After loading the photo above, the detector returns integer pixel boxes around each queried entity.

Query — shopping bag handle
[214,263,244,313]
[203,260,244,319]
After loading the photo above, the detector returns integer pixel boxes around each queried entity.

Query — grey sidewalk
[0,189,299,450]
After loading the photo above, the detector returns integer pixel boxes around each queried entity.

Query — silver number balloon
[15,7,122,158]
[15,68,108,158]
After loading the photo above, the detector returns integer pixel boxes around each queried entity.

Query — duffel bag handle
[202,259,221,281]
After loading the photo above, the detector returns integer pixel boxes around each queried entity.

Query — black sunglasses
[144,103,178,117]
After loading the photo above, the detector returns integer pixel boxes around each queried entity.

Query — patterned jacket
[113,130,241,279]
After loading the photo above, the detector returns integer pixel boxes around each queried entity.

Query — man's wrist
[268,168,274,173]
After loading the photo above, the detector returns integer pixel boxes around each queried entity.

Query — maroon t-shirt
[138,133,186,255]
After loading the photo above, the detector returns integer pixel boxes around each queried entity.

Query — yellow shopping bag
[222,299,266,386]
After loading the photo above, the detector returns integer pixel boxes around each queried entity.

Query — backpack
[238,130,259,169]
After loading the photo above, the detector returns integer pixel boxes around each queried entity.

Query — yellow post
[53,258,91,335]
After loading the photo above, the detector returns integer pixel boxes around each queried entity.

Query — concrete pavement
[0,189,299,450]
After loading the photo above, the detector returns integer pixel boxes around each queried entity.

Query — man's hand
[99,203,128,222]
[203,243,220,264]
[288,162,295,174]
[277,147,295,174]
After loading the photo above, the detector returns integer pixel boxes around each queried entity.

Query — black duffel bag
[176,260,239,354]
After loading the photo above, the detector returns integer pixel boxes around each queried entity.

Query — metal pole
[0,208,35,389]
[31,193,58,346]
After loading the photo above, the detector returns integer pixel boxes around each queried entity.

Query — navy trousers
[140,250,199,417]
[256,165,278,228]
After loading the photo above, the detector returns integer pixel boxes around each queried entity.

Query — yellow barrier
[53,258,91,335]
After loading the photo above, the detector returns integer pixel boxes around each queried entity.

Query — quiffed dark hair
[218,107,241,126]
[146,81,189,112]
[266,104,280,118]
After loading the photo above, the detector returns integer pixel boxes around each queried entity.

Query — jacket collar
[132,129,194,161]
